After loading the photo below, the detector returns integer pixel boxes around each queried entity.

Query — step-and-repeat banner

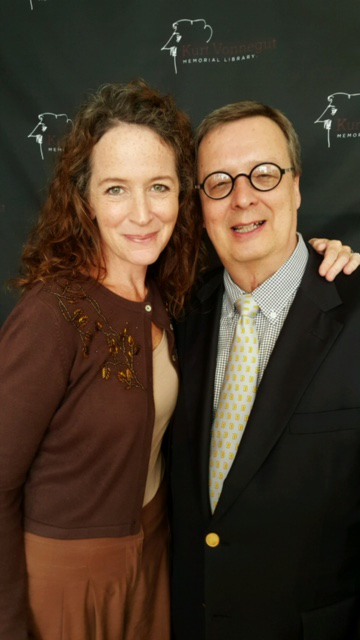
[1,0,359,323]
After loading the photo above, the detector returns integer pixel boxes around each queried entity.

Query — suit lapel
[213,252,344,521]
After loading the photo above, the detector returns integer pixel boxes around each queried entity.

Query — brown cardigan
[0,277,177,639]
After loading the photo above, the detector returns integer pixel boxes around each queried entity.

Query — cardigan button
[172,354,177,362]
[145,304,152,312]
[205,532,220,547]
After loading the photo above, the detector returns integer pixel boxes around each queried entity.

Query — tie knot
[235,294,259,318]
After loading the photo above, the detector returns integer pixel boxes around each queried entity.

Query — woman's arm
[0,292,69,639]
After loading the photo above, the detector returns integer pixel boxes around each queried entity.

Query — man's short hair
[195,101,302,176]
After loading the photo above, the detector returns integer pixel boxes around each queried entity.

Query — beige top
[143,331,178,505]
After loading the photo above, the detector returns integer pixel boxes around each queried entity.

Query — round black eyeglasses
[195,163,295,200]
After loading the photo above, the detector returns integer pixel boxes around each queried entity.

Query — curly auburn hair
[14,81,203,317]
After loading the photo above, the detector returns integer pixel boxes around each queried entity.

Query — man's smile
[231,221,265,234]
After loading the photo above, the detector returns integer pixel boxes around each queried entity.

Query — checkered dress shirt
[213,234,309,412]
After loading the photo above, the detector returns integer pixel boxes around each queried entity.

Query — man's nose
[230,175,258,208]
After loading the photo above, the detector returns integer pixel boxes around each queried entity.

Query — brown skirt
[25,482,170,640]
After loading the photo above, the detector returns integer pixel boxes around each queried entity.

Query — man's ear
[294,175,301,211]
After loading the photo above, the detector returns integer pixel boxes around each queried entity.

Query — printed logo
[28,112,73,160]
[315,92,360,148]
[161,17,276,74]
[162,19,213,74]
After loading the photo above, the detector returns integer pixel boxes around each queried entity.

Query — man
[170,101,360,640]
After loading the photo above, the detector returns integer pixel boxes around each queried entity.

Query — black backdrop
[1,0,359,324]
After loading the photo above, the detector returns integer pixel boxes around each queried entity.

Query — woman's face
[88,122,180,278]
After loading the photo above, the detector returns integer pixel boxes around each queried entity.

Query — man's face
[197,116,301,285]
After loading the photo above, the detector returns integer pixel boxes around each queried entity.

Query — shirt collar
[223,233,309,321]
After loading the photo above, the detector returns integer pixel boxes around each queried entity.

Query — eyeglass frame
[195,163,295,200]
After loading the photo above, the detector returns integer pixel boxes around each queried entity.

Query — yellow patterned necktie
[209,294,259,512]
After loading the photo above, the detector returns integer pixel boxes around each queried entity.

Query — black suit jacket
[170,248,360,640]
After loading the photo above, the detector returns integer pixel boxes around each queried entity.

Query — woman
[0,81,201,640]
[0,81,357,640]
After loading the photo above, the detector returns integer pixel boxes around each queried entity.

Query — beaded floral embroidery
[46,282,144,390]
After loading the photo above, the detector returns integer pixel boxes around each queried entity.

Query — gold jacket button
[205,532,220,547]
